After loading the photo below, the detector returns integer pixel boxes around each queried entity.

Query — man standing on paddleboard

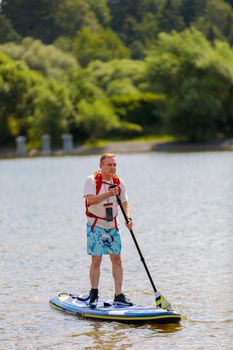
[83,153,133,308]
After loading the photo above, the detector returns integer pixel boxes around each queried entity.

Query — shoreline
[0,139,233,159]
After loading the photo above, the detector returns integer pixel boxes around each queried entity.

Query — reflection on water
[0,152,233,349]
[68,320,183,350]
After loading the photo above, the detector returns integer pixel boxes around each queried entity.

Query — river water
[0,152,232,350]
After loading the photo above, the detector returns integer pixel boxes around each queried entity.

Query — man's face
[100,157,117,177]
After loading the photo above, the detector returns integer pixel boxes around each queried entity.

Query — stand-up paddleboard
[49,293,182,324]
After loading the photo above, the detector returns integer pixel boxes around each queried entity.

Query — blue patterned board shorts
[87,222,122,256]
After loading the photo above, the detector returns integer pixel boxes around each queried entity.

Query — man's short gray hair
[100,153,116,164]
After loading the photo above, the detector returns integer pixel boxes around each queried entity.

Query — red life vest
[85,171,121,231]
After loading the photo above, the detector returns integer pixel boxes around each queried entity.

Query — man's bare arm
[86,186,118,205]
[121,201,131,218]
[121,201,133,229]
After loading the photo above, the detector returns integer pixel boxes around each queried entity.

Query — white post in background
[62,134,73,153]
[41,134,51,155]
[16,136,26,155]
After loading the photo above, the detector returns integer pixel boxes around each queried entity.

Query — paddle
[111,186,172,310]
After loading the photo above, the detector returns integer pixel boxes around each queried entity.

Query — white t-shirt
[83,174,128,229]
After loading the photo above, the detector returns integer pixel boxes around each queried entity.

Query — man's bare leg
[90,256,102,289]
[110,254,123,296]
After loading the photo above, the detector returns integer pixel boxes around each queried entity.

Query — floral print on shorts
[86,222,122,256]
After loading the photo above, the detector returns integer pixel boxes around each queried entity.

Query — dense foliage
[0,0,233,147]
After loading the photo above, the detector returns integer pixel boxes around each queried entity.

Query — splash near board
[49,293,182,324]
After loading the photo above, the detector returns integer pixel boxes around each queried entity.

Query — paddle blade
[155,291,173,310]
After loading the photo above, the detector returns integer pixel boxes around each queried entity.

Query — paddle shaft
[116,195,158,293]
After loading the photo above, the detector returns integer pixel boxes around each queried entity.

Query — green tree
[144,0,163,13]
[0,51,75,147]
[84,59,147,100]
[156,0,185,33]
[87,0,111,27]
[1,0,58,43]
[109,0,145,33]
[65,66,107,140]
[224,0,233,7]
[0,37,79,78]
[0,52,40,144]
[135,12,159,44]
[1,0,102,43]
[193,0,233,44]
[67,66,106,104]
[110,92,166,126]
[0,15,21,43]
[53,0,100,39]
[107,78,140,97]
[72,27,130,67]
[146,29,233,141]
[180,0,207,26]
[77,99,119,140]
[168,78,224,141]
[29,80,74,145]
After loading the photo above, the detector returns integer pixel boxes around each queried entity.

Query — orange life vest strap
[85,172,120,231]
[87,213,118,231]
[95,171,121,195]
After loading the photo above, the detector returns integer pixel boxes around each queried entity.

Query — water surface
[0,152,233,349]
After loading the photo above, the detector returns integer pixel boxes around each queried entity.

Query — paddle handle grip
[116,195,158,293]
